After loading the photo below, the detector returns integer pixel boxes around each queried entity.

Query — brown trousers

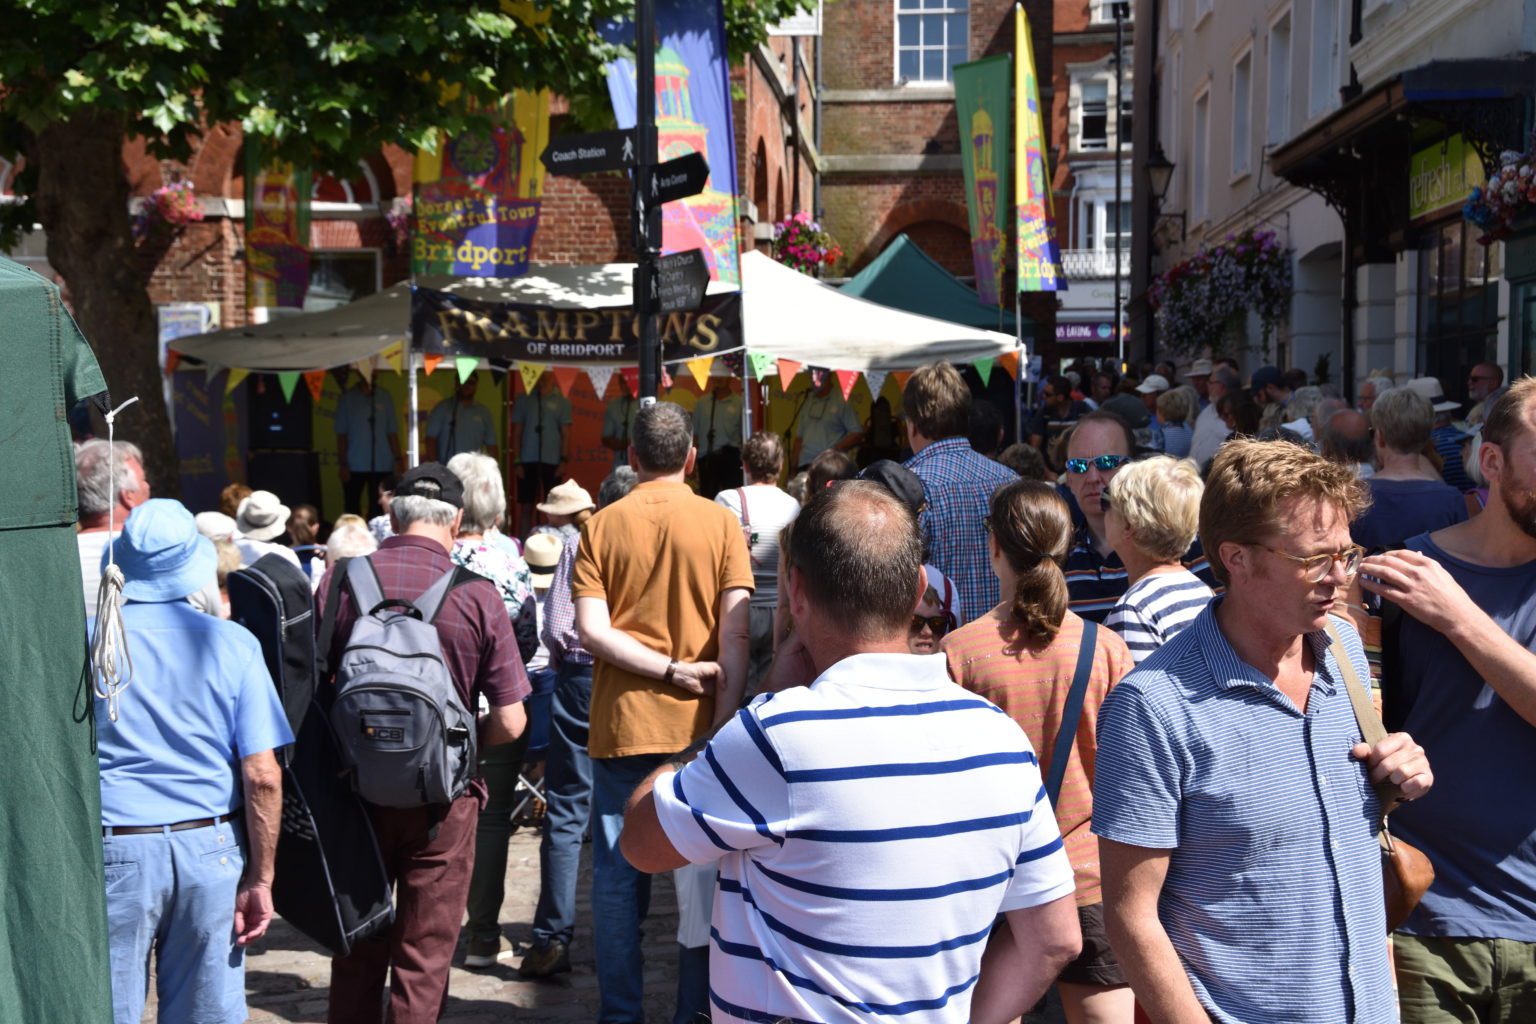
[328,794,478,1024]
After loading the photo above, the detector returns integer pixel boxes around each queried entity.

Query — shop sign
[1056,321,1117,342]
[1409,134,1483,221]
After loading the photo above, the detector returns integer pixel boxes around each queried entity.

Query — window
[1231,48,1252,179]
[1090,0,1131,25]
[1309,0,1339,119]
[1266,10,1292,147]
[1081,199,1096,250]
[1192,87,1210,220]
[1105,201,1132,251]
[303,251,382,313]
[896,0,968,84]
[1079,80,1109,151]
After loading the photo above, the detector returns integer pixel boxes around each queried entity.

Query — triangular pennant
[304,370,326,402]
[776,359,802,392]
[224,368,250,395]
[423,353,444,376]
[587,365,616,398]
[747,351,774,380]
[204,363,221,386]
[518,361,547,394]
[620,366,640,398]
[354,359,374,385]
[277,371,300,404]
[892,370,913,392]
[383,342,405,374]
[973,357,995,387]
[455,355,480,384]
[163,350,181,376]
[863,369,888,400]
[834,369,859,401]
[998,350,1021,379]
[551,365,581,396]
[686,356,714,390]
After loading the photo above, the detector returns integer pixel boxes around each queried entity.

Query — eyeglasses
[1065,454,1131,475]
[910,614,951,637]
[1257,543,1366,583]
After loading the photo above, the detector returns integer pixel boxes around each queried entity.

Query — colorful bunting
[973,357,995,387]
[517,361,547,394]
[998,350,1020,379]
[892,370,913,392]
[586,365,616,399]
[863,369,888,400]
[834,369,859,401]
[382,342,405,374]
[686,356,715,390]
[746,351,775,380]
[163,350,181,376]
[423,353,444,376]
[204,362,222,386]
[550,365,581,396]
[303,370,326,402]
[224,368,250,395]
[455,356,480,384]
[776,359,802,392]
[354,359,374,385]
[277,372,300,404]
[620,366,640,398]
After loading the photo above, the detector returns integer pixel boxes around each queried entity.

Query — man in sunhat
[1406,376,1475,493]
[233,489,301,569]
[536,479,597,544]
[94,499,293,1024]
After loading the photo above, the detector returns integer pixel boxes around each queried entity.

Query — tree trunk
[30,113,180,498]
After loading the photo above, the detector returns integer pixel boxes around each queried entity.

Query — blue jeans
[531,661,594,949]
[102,818,248,1024]
[592,752,668,1024]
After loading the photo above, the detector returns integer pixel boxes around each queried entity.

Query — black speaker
[249,451,323,509]
[248,375,314,451]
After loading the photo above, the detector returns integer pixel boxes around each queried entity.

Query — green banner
[955,55,1011,308]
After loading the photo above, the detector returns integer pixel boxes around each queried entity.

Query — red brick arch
[859,199,971,268]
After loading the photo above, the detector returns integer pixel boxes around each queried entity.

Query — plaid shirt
[905,437,1019,626]
[539,533,592,666]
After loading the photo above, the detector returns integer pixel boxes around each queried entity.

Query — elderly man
[1358,374,1393,414]
[1094,439,1434,1023]
[1363,378,1536,1022]
[1134,373,1171,451]
[791,373,864,470]
[74,438,151,610]
[1466,361,1506,425]
[1319,406,1376,479]
[573,403,753,1023]
[620,481,1083,1024]
[1183,358,1213,408]
[319,463,529,1024]
[1190,365,1240,468]
[96,499,292,1024]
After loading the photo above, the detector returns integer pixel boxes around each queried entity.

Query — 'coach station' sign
[539,130,637,177]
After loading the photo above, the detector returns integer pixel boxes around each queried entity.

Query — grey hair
[390,494,460,530]
[1310,397,1350,440]
[1371,387,1434,455]
[598,466,639,508]
[1284,386,1325,425]
[75,439,144,518]
[325,522,379,565]
[632,402,693,473]
[1211,366,1241,390]
[447,452,506,534]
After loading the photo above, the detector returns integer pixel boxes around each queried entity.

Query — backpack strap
[1045,620,1098,809]
[316,556,352,678]
[344,556,386,615]
[412,566,465,625]
[736,487,750,527]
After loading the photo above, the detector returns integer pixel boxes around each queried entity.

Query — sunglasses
[1258,543,1366,583]
[910,614,951,637]
[1065,454,1131,475]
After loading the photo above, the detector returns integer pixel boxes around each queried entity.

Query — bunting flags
[686,356,715,390]
[423,354,444,376]
[973,357,995,387]
[620,366,640,398]
[550,364,581,396]
[776,359,802,392]
[746,351,775,380]
[163,350,181,376]
[863,369,888,401]
[892,370,913,393]
[224,368,250,395]
[834,369,859,401]
[277,372,300,403]
[518,361,547,394]
[999,350,1021,379]
[383,342,405,374]
[587,365,616,399]
[354,359,374,385]
[303,370,326,402]
[455,356,480,384]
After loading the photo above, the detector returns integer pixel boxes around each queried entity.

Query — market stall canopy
[841,234,1024,334]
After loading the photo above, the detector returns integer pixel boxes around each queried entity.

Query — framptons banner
[410,286,741,363]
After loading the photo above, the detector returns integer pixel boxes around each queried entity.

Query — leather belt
[103,811,239,837]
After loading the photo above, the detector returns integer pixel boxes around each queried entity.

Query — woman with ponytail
[942,479,1136,1024]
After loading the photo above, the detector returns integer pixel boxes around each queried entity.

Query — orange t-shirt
[942,610,1132,907]
[572,479,754,758]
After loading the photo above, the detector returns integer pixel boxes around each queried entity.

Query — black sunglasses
[910,614,951,637]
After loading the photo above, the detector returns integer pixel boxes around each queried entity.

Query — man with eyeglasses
[1058,411,1216,621]
[1094,438,1435,1024]
[1466,361,1505,426]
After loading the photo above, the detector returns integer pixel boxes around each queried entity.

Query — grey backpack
[329,558,477,808]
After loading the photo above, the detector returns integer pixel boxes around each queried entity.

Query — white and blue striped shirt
[1092,604,1396,1024]
[652,652,1076,1024]
[1103,568,1214,664]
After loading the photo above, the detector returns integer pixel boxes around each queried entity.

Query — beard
[1501,481,1536,540]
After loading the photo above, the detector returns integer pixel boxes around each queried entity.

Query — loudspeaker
[249,451,323,509]
[248,376,314,451]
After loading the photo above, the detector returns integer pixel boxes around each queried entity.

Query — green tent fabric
[841,233,1028,336]
[0,255,114,1021]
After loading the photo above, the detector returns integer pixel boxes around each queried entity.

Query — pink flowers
[133,181,204,240]
[773,213,842,275]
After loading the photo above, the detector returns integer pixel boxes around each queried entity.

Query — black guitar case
[227,554,315,758]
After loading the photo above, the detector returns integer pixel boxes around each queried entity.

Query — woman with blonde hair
[942,479,1135,1024]
[1156,388,1196,459]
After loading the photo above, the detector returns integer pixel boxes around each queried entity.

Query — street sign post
[538,129,637,177]
[655,248,709,314]
[649,152,709,206]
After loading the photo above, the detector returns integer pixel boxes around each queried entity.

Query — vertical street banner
[954,55,1012,307]
[604,0,743,287]
[1014,3,1065,292]
[244,146,311,308]
[412,90,551,277]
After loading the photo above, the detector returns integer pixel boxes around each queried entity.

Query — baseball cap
[395,462,464,508]
[858,459,926,518]
[1134,374,1171,395]
[1250,365,1283,391]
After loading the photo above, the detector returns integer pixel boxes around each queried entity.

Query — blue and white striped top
[1092,603,1396,1024]
[652,652,1076,1024]
[1103,568,1214,664]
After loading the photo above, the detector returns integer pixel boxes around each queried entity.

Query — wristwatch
[664,659,679,684]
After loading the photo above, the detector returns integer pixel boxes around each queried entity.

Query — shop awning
[841,233,1025,334]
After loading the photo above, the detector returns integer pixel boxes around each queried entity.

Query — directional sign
[655,248,710,314]
[539,129,636,177]
[649,152,710,206]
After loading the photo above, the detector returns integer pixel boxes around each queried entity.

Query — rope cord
[91,396,139,723]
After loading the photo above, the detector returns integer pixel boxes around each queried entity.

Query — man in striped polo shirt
[620,482,1083,1024]
[1094,439,1435,1023]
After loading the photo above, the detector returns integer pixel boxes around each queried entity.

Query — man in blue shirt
[510,374,573,534]
[425,372,498,463]
[1094,439,1433,1024]
[602,392,639,469]
[335,371,402,516]
[1363,378,1536,1021]
[95,499,293,1024]
[790,375,863,471]
[692,377,744,498]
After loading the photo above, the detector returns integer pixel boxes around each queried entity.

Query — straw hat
[537,480,595,517]
[523,532,564,588]
[235,490,291,542]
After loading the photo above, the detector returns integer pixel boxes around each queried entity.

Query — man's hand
[670,661,722,696]
[766,630,816,692]
[1359,549,1478,634]
[234,880,274,946]
[1352,732,1433,808]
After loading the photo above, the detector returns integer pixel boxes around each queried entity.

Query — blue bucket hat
[102,499,219,602]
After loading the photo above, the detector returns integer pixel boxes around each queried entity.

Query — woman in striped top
[942,480,1136,1024]
[1102,456,1214,664]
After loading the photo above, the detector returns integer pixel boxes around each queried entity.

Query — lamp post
[1111,1,1130,371]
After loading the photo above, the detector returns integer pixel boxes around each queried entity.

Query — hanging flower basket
[1148,228,1292,357]
[1464,148,1534,244]
[772,211,843,275]
[385,195,414,256]
[133,181,204,241]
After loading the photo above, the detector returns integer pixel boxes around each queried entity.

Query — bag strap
[1046,619,1097,808]
[316,556,351,678]
[1322,619,1401,816]
[344,556,385,615]
[412,566,463,625]
[736,487,750,527]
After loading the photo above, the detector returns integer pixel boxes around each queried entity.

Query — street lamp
[1145,142,1186,244]
[1112,0,1129,368]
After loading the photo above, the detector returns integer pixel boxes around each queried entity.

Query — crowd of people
[77,356,1536,1024]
